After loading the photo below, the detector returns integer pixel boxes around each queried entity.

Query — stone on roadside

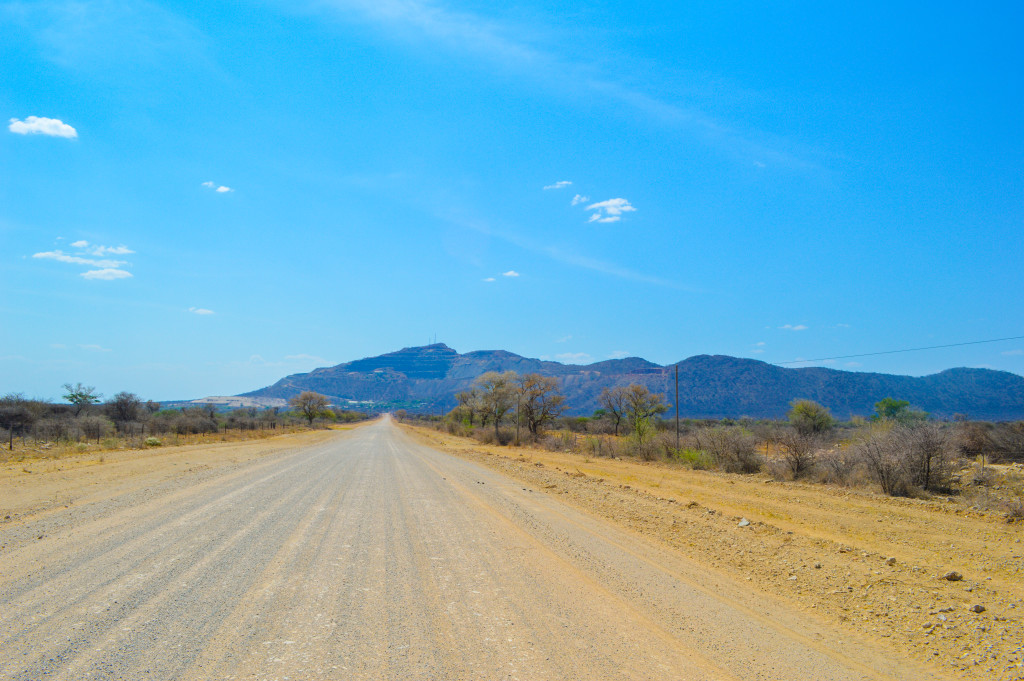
[738,518,750,527]
[969,604,986,613]
[941,571,963,581]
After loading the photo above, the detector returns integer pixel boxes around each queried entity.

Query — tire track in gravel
[0,418,953,680]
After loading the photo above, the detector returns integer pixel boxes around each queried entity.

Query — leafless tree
[517,374,565,437]
[474,371,518,442]
[599,386,630,436]
[106,392,142,433]
[289,391,330,426]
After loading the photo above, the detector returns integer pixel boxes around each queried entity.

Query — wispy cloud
[571,194,589,206]
[607,350,630,359]
[779,324,808,331]
[555,335,572,343]
[33,251,128,269]
[202,181,233,193]
[1002,349,1023,356]
[502,270,519,277]
[82,268,132,280]
[556,352,592,364]
[32,240,134,280]
[482,276,496,282]
[285,353,329,364]
[8,116,77,138]
[586,198,636,223]
[79,344,111,352]
[301,0,810,167]
[189,307,215,315]
[845,361,863,368]
[4,0,209,74]
[543,180,572,190]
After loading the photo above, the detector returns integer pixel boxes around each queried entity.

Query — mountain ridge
[240,344,1024,420]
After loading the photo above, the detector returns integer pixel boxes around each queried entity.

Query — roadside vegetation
[408,373,1024,518]
[0,386,368,461]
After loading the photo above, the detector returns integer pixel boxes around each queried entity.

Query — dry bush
[854,429,913,496]
[685,426,762,474]
[580,435,624,458]
[815,447,863,486]
[897,422,956,492]
[772,429,822,480]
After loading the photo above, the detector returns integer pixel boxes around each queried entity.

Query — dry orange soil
[404,425,1024,681]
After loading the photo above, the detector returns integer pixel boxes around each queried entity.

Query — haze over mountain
[242,344,1024,421]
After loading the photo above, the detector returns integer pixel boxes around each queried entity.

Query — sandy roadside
[0,428,343,524]
[402,424,1024,681]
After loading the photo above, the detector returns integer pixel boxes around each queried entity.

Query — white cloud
[755,341,766,346]
[779,324,808,331]
[8,116,77,138]
[82,268,132,280]
[202,181,233,193]
[571,194,589,206]
[1002,349,1024,356]
[555,335,572,343]
[79,344,111,352]
[90,245,134,255]
[189,307,215,315]
[845,361,863,368]
[556,352,592,364]
[33,241,135,280]
[543,180,572,190]
[607,350,630,359]
[33,250,127,268]
[586,198,636,223]
[751,349,765,354]
[502,270,519,277]
[482,277,496,282]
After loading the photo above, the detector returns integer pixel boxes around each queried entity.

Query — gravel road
[0,418,941,680]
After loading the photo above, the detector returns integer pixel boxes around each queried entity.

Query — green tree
[63,382,102,416]
[289,391,330,426]
[873,397,928,424]
[787,399,834,435]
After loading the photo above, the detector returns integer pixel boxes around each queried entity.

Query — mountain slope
[241,344,1024,420]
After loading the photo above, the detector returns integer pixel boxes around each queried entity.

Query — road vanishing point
[0,418,943,680]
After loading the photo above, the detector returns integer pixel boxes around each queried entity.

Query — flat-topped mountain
[241,344,1024,420]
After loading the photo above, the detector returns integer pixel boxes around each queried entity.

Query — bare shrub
[686,426,762,474]
[816,447,862,486]
[898,422,956,492]
[773,430,821,480]
[854,429,913,496]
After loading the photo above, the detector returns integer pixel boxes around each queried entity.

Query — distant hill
[240,344,1024,420]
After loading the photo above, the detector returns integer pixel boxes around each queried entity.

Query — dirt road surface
[1,418,945,680]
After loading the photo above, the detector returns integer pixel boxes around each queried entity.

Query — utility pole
[675,364,680,451]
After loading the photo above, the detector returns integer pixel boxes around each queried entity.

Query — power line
[775,335,1024,366]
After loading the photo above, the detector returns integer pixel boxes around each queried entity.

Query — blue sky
[2,0,1022,401]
